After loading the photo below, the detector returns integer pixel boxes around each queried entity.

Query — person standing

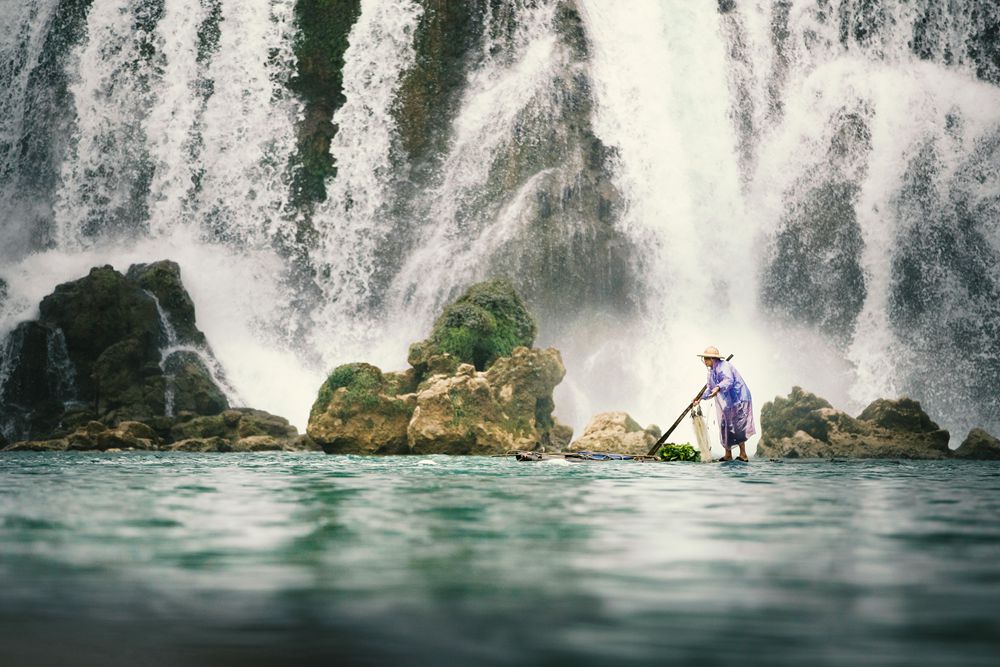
[692,346,755,462]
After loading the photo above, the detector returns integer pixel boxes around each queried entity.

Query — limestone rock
[3,438,69,452]
[954,428,1000,460]
[170,408,299,447]
[408,347,570,455]
[570,412,661,455]
[307,363,414,455]
[308,348,571,456]
[308,282,571,456]
[759,388,950,459]
[169,437,232,452]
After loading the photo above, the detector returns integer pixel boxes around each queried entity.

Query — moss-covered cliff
[288,0,362,207]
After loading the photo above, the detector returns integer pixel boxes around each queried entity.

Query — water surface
[1,453,998,666]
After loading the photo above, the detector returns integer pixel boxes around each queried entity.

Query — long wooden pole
[646,354,734,456]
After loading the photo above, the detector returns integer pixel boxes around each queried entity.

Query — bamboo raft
[510,451,662,462]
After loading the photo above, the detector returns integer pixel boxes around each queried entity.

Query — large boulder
[0,262,230,441]
[307,363,415,455]
[758,388,950,459]
[569,412,661,455]
[408,348,570,455]
[954,428,1000,460]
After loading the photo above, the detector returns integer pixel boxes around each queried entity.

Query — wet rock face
[569,412,661,456]
[126,261,205,345]
[759,387,951,459]
[954,428,1000,460]
[0,262,229,440]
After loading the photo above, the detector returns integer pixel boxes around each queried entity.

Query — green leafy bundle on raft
[657,443,700,462]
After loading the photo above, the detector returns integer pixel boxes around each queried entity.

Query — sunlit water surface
[1,453,998,666]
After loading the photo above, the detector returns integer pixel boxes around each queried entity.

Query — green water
[1,453,998,666]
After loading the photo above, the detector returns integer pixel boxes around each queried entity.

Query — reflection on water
[1,454,999,666]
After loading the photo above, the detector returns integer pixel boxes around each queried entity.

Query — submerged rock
[2,409,313,453]
[569,412,662,456]
[954,428,1000,460]
[758,387,950,459]
[171,409,299,442]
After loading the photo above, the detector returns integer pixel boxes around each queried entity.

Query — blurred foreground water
[1,453,998,666]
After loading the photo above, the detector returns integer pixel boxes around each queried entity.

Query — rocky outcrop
[758,387,951,459]
[408,348,569,455]
[0,262,312,454]
[308,281,572,455]
[569,412,661,456]
[2,409,318,453]
[954,428,1000,460]
[0,261,229,441]
[309,348,570,456]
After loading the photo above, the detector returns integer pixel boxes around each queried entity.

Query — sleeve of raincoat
[701,369,717,400]
[714,362,735,395]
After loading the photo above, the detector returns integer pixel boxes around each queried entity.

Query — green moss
[760,387,834,442]
[422,279,537,371]
[657,443,699,462]
[287,0,362,206]
[311,362,383,419]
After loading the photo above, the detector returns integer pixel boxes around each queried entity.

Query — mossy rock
[126,260,204,345]
[38,265,161,398]
[412,280,537,372]
[163,351,229,416]
[310,362,385,420]
[760,386,834,442]
[857,397,940,433]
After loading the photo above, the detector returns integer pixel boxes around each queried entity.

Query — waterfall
[388,0,565,320]
[0,0,997,442]
[308,0,424,348]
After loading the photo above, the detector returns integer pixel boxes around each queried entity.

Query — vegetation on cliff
[288,0,362,207]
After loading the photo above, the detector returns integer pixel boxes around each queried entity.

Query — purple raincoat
[701,359,755,449]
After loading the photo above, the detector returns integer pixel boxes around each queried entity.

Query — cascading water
[307,0,424,350]
[0,1,997,445]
